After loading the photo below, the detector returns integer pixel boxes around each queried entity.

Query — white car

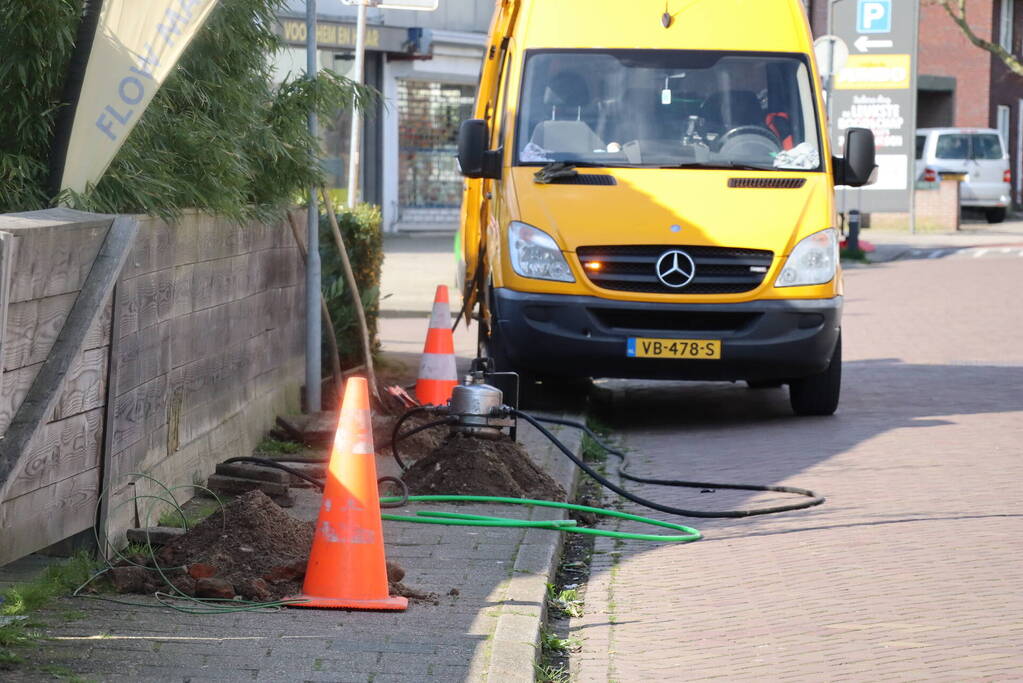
[916,127,1011,223]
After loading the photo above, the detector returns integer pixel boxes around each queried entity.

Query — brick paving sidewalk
[6,415,579,683]
[569,256,1023,681]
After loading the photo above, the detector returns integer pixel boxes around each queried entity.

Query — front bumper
[492,289,841,381]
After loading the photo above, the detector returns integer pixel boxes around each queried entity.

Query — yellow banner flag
[59,0,220,195]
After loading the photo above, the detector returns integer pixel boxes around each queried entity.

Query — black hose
[223,457,326,488]
[376,476,410,508]
[389,417,457,473]
[221,457,410,508]
[514,411,824,518]
[266,408,451,466]
[390,406,432,471]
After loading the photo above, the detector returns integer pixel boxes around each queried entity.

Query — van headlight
[508,222,575,282]
[775,229,838,287]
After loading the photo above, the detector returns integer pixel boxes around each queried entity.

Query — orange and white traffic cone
[415,285,458,406]
[287,376,407,611]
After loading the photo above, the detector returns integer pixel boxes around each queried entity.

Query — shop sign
[278,17,411,52]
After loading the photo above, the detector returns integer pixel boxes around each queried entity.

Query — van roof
[517,0,812,53]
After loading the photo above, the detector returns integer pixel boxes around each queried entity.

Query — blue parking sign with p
[857,0,892,33]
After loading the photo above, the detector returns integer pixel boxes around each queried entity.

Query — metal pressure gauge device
[448,371,517,439]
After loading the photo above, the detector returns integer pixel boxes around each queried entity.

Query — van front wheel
[788,333,841,416]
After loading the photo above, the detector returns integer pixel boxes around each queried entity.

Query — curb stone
[479,411,581,683]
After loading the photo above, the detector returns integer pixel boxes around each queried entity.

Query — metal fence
[397,79,475,229]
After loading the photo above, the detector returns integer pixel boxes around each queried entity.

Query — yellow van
[455,0,875,415]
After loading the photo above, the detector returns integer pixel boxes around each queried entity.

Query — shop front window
[397,80,476,226]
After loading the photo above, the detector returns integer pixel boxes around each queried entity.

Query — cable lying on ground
[520,412,825,518]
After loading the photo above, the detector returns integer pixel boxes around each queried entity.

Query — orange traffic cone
[288,376,407,611]
[415,285,458,406]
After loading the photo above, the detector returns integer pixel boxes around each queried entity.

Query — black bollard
[847,209,861,253]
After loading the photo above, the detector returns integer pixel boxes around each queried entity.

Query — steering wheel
[718,125,779,147]
[716,126,781,160]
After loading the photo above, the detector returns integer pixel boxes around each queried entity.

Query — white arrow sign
[855,35,894,52]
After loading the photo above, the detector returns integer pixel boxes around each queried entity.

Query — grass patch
[39,664,90,681]
[0,551,102,667]
[581,414,614,470]
[256,437,303,455]
[156,498,223,529]
[540,628,580,655]
[121,543,156,559]
[840,247,870,262]
[1,553,98,617]
[546,584,584,618]
[580,432,607,466]
[535,662,571,682]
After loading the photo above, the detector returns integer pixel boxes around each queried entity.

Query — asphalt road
[567,253,1023,681]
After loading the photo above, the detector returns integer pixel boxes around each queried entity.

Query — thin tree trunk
[286,209,343,404]
[319,189,381,402]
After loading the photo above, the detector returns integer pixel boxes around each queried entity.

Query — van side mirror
[835,127,876,187]
[457,119,501,179]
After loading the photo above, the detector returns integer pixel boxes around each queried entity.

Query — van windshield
[516,50,822,171]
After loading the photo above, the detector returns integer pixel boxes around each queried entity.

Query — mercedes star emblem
[655,250,696,288]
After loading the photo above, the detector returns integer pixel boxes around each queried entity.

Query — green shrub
[0,0,81,212]
[320,203,384,368]
[0,0,371,219]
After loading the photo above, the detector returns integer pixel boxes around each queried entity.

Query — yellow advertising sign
[279,19,381,50]
[59,0,221,195]
[834,54,911,90]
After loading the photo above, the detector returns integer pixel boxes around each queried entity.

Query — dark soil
[402,433,566,501]
[112,490,436,604]
[374,413,448,462]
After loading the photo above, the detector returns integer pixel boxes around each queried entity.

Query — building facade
[277,0,493,232]
[806,0,1023,206]
[281,1,1023,225]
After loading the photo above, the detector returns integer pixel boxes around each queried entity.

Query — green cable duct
[380,495,702,543]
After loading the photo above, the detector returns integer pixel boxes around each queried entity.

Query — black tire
[746,380,783,389]
[985,207,1007,224]
[478,295,540,408]
[789,333,841,416]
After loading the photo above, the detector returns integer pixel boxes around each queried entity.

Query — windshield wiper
[664,161,777,171]
[533,160,645,183]
[534,162,580,184]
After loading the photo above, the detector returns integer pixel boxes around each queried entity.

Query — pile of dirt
[109,490,435,604]
[402,433,566,501]
[373,412,449,462]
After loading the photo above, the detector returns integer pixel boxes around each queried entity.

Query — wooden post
[319,190,379,402]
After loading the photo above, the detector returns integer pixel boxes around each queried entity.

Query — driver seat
[699,90,765,134]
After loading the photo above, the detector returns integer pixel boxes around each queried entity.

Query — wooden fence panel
[0,211,136,565]
[0,210,304,564]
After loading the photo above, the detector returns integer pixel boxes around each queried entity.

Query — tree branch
[938,0,1023,76]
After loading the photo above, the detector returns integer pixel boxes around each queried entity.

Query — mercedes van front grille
[576,245,774,294]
